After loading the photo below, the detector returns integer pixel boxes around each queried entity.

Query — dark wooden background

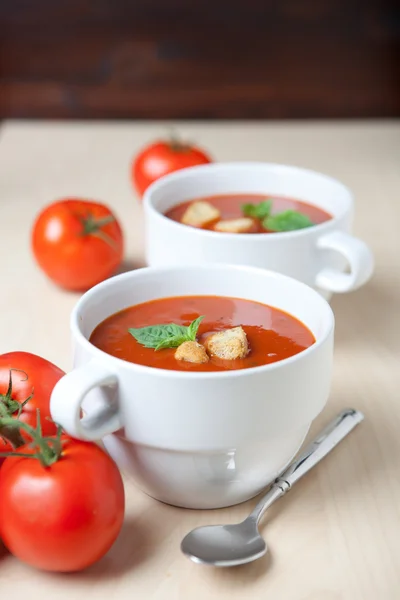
[0,0,399,119]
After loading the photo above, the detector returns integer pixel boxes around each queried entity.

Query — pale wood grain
[0,120,399,599]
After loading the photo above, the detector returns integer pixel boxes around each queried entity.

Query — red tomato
[132,138,212,198]
[0,437,125,572]
[32,198,124,291]
[0,352,65,452]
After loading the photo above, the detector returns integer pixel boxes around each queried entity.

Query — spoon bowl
[181,521,267,567]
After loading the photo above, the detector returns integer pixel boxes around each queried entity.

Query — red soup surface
[165,193,332,233]
[89,295,315,372]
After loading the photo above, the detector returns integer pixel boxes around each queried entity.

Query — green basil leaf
[128,316,205,351]
[155,335,188,351]
[241,199,272,220]
[263,210,314,232]
[127,325,173,349]
[187,315,204,340]
[161,323,188,337]
[128,325,186,350]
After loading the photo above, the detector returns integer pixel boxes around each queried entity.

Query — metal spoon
[181,408,364,567]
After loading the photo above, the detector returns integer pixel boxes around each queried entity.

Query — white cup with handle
[143,162,374,301]
[50,264,334,509]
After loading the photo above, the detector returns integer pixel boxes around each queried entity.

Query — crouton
[204,326,249,360]
[213,218,256,234]
[175,341,209,364]
[181,201,220,228]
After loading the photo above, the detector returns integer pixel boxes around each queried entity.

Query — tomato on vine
[0,352,65,452]
[0,414,125,572]
[132,136,212,198]
[32,198,124,291]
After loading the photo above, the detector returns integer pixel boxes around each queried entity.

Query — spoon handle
[250,409,364,523]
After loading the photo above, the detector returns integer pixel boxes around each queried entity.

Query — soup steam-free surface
[165,194,332,233]
[90,295,315,372]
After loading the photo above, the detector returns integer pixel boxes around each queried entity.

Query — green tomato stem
[79,213,118,250]
[0,409,63,467]
[168,130,190,153]
[0,370,34,448]
[81,214,115,235]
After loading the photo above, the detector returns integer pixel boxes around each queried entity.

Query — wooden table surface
[0,120,399,599]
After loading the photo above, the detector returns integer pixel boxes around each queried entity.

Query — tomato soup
[90,295,315,372]
[165,193,332,233]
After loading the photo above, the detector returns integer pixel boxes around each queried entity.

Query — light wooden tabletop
[0,120,399,599]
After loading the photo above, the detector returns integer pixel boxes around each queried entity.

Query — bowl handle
[50,360,121,441]
[315,231,374,293]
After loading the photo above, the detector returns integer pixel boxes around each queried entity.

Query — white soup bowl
[50,265,334,509]
[143,162,374,301]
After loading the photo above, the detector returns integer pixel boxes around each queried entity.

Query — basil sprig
[241,199,314,232]
[242,199,272,219]
[263,210,313,232]
[128,316,204,351]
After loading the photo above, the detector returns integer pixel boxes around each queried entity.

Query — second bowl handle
[315,230,374,293]
[50,360,121,441]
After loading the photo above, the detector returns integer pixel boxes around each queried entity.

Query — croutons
[213,218,256,234]
[204,326,249,360]
[181,201,220,228]
[175,341,209,364]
